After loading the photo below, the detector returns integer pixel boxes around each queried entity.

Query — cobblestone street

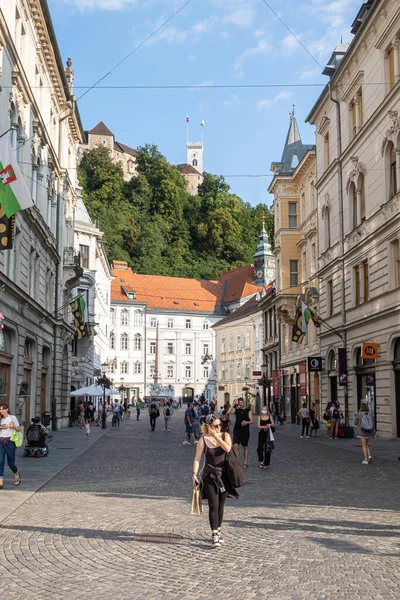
[0,414,399,600]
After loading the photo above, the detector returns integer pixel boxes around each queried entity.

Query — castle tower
[186,141,203,174]
[253,218,275,286]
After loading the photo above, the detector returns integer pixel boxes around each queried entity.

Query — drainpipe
[51,191,61,431]
[329,83,349,425]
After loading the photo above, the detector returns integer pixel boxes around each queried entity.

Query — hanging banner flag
[338,348,347,386]
[302,302,323,329]
[0,136,33,217]
[272,370,280,396]
[201,120,205,128]
[292,309,305,344]
[299,363,307,397]
[0,204,15,249]
[70,295,88,340]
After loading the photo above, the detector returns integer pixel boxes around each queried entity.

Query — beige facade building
[307,0,400,437]
[0,0,83,428]
[269,113,321,422]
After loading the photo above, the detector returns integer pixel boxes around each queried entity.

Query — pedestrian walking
[257,406,275,468]
[228,397,254,469]
[136,397,141,421]
[192,414,232,549]
[78,401,85,428]
[323,402,333,437]
[355,402,375,464]
[330,401,342,439]
[113,400,121,426]
[88,401,95,422]
[273,400,280,427]
[309,402,320,437]
[0,404,21,488]
[220,403,231,434]
[183,401,196,445]
[192,402,201,440]
[149,401,159,431]
[163,402,173,431]
[298,403,310,438]
[85,419,91,439]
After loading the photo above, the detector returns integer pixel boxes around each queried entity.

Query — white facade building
[0,0,83,428]
[71,196,113,398]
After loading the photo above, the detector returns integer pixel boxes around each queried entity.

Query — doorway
[182,387,194,403]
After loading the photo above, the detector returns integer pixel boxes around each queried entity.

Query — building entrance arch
[224,392,230,404]
[182,387,194,403]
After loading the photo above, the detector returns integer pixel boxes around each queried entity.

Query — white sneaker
[182,441,190,445]
[217,529,224,544]
[212,533,221,549]
[362,459,369,464]
[300,436,303,439]
[306,436,310,439]
[368,456,372,462]
[194,440,198,445]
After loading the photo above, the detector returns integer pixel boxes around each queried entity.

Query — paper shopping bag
[191,487,203,515]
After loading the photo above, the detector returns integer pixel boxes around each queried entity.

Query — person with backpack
[163,402,173,431]
[192,402,201,440]
[192,414,233,549]
[355,401,375,464]
[149,401,159,431]
[330,401,342,439]
[0,403,21,488]
[183,402,196,445]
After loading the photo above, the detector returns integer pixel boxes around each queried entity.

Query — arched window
[221,336,226,353]
[134,361,142,374]
[236,334,241,351]
[134,334,141,351]
[120,333,128,351]
[349,182,357,230]
[328,349,337,371]
[134,311,142,326]
[360,175,366,221]
[109,333,115,350]
[192,159,198,167]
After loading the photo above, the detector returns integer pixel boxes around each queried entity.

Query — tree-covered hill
[78,145,274,279]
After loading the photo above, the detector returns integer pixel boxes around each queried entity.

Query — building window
[221,337,226,353]
[288,202,298,228]
[150,317,157,328]
[185,342,192,355]
[203,343,209,355]
[300,192,305,221]
[185,319,192,329]
[121,361,128,374]
[354,266,361,306]
[387,142,397,199]
[311,243,316,274]
[110,309,116,325]
[134,334,141,351]
[167,317,174,328]
[394,241,400,286]
[324,132,330,169]
[193,159,198,167]
[310,181,315,211]
[236,334,241,351]
[363,260,369,302]
[221,363,226,380]
[127,160,135,174]
[109,333,115,350]
[327,280,333,316]
[167,365,174,378]
[134,361,141,374]
[150,341,156,354]
[229,362,233,380]
[121,310,129,326]
[302,251,307,283]
[324,206,331,250]
[245,330,250,348]
[289,260,299,286]
[166,342,175,355]
[245,360,250,379]
[185,365,192,378]
[79,245,89,269]
[149,365,156,378]
[203,366,209,379]
[350,90,363,139]
[388,45,395,91]
[120,334,128,351]
[134,311,142,326]
[203,321,209,330]
[229,334,234,352]
[236,362,241,378]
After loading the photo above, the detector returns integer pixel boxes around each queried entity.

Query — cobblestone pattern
[0,414,399,600]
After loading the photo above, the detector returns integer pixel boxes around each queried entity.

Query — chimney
[65,57,74,94]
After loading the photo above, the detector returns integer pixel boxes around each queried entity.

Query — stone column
[354,94,361,134]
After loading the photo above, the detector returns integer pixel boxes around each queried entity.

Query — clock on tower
[253,222,275,286]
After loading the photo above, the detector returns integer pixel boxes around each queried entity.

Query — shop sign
[272,370,280,396]
[338,348,347,386]
[361,342,378,360]
[299,363,307,397]
[307,357,323,372]
[252,371,262,377]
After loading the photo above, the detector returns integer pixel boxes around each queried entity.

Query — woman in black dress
[192,414,232,549]
[257,405,274,469]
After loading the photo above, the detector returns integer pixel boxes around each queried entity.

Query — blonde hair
[201,423,210,436]
[360,402,369,412]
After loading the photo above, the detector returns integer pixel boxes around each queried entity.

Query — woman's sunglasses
[210,422,221,429]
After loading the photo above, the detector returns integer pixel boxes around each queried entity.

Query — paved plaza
[0,413,399,600]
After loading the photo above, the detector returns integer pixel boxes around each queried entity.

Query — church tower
[186,141,203,174]
[253,218,275,286]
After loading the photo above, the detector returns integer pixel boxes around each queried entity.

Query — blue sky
[49,0,362,206]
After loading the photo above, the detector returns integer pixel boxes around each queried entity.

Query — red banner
[299,363,307,397]
[272,370,280,396]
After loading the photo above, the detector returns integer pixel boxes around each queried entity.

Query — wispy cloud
[281,33,300,56]
[223,5,256,27]
[187,54,196,62]
[298,66,321,80]
[233,37,272,77]
[67,0,138,8]
[257,91,294,111]
[192,16,218,35]
[222,94,241,106]
[149,25,188,45]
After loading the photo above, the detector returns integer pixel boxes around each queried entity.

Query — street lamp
[101,362,108,429]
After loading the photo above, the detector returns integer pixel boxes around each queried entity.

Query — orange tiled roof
[110,262,264,313]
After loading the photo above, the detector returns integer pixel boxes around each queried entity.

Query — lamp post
[101,362,108,429]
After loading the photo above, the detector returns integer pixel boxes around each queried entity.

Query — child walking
[85,419,90,439]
